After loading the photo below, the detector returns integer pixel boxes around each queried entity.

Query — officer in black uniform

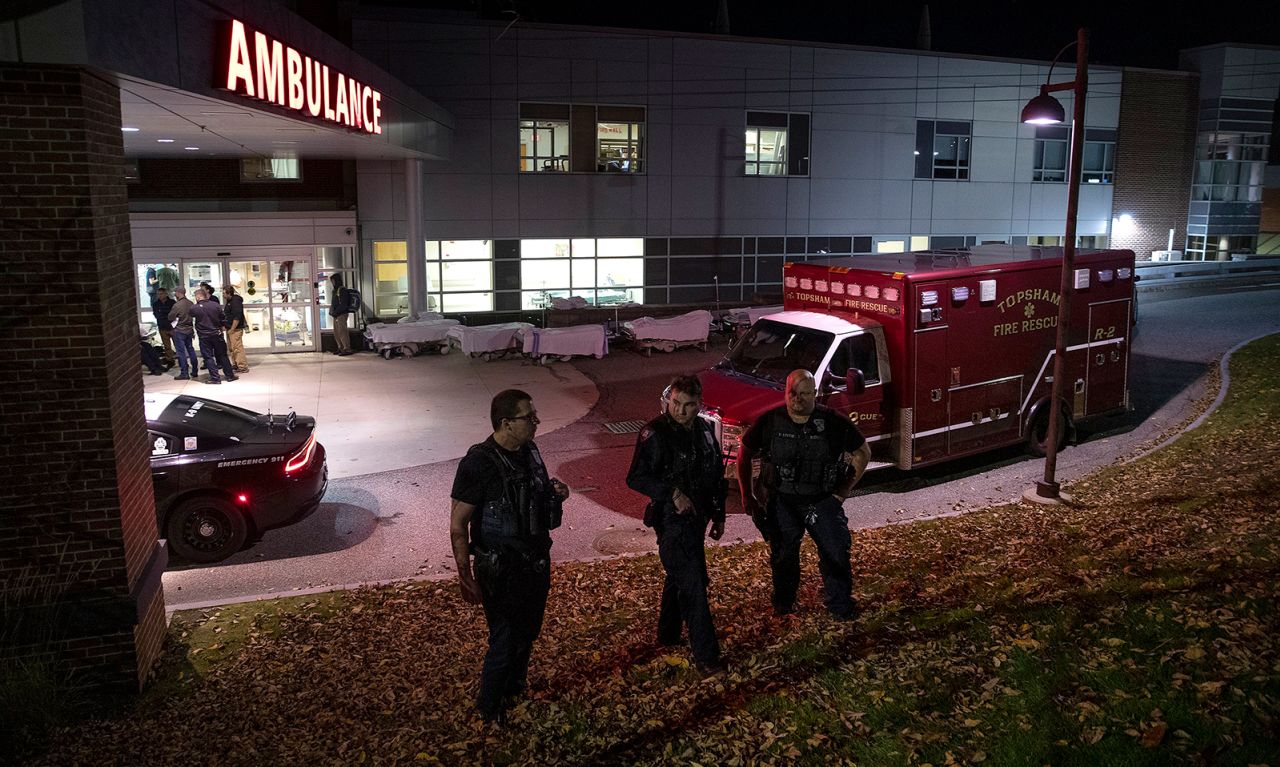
[450,389,570,723]
[627,374,727,673]
[737,369,871,620]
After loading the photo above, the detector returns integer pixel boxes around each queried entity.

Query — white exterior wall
[354,17,1120,247]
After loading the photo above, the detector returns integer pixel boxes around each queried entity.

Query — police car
[145,393,328,563]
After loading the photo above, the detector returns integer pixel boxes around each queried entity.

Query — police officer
[737,369,871,620]
[450,389,569,723]
[627,375,727,673]
[190,288,237,385]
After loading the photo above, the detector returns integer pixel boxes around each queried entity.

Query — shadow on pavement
[165,497,380,570]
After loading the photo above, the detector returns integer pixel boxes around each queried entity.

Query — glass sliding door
[175,256,316,352]
[268,259,314,350]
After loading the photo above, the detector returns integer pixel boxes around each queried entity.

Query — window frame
[745,111,810,177]
[426,240,494,313]
[240,157,302,183]
[518,103,646,175]
[916,120,971,181]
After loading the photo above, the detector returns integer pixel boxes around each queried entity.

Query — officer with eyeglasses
[626,374,727,674]
[450,389,569,724]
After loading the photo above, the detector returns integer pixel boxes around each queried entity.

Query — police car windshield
[717,319,833,385]
[159,397,260,437]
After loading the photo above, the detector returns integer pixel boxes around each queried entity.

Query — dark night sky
[346,0,1280,70]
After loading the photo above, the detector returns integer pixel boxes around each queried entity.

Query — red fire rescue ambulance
[700,246,1135,472]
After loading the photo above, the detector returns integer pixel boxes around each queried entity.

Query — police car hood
[145,393,317,446]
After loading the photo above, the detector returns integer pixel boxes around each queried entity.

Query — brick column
[1112,69,1200,260]
[0,63,166,693]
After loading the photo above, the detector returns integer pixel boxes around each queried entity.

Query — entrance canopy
[2,0,452,161]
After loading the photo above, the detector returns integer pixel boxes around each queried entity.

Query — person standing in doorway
[737,369,870,621]
[150,286,176,366]
[190,288,237,385]
[627,374,727,674]
[450,389,569,724]
[222,284,250,374]
[329,274,353,356]
[169,287,196,381]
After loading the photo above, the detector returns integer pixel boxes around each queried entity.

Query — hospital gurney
[621,310,712,355]
[719,305,783,337]
[517,324,608,364]
[365,318,459,359]
[446,322,533,360]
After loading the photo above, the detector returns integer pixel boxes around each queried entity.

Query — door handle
[153,471,168,479]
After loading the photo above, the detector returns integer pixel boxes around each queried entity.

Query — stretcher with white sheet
[364,317,459,358]
[516,324,608,364]
[621,309,712,355]
[719,305,783,336]
[446,322,533,360]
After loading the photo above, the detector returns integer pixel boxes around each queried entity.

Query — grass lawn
[10,335,1280,766]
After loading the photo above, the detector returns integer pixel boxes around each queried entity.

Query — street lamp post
[1021,28,1089,501]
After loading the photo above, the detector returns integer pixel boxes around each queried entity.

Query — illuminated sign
[218,19,382,135]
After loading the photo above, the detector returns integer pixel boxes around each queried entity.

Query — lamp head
[1022,91,1066,125]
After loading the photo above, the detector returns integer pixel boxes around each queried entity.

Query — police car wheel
[166,496,248,563]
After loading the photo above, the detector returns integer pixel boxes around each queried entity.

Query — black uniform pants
[475,547,551,719]
[768,494,856,617]
[197,332,235,381]
[656,510,720,664]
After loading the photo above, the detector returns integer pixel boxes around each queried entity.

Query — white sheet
[724,305,784,325]
[518,324,608,358]
[366,318,459,344]
[623,310,711,343]
[446,322,532,354]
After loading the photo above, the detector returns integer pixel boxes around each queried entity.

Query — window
[1082,129,1116,184]
[518,237,644,308]
[519,103,570,172]
[598,122,643,173]
[316,246,357,330]
[1032,128,1116,184]
[426,240,493,312]
[1192,131,1268,203]
[372,241,408,316]
[1185,234,1256,261]
[745,111,810,176]
[916,121,970,180]
[519,103,645,173]
[826,334,880,386]
[241,156,301,181]
[1033,127,1068,182]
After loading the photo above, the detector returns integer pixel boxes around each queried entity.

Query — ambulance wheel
[166,496,247,564]
[1027,404,1069,457]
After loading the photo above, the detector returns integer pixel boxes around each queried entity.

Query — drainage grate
[603,419,646,435]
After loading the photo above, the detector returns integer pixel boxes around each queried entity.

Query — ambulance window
[829,334,879,386]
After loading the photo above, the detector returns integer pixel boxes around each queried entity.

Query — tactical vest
[765,410,840,498]
[655,416,721,506]
[471,441,560,544]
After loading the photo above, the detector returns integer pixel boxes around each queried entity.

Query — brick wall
[1111,69,1200,260]
[0,63,167,692]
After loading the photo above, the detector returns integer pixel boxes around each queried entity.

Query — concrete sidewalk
[142,349,597,479]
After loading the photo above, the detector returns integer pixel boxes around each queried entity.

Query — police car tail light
[284,432,318,474]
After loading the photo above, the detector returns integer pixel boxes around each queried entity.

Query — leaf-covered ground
[27,336,1280,766]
